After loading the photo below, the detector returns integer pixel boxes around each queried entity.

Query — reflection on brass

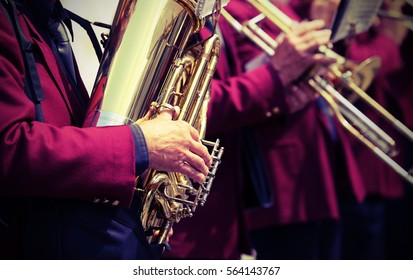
[84,0,224,244]
[222,0,413,185]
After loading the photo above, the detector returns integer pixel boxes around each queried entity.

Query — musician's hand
[310,0,340,27]
[285,83,319,113]
[153,228,174,243]
[137,106,212,183]
[135,105,157,124]
[269,19,336,86]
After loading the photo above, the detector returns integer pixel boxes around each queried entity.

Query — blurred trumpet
[221,0,413,185]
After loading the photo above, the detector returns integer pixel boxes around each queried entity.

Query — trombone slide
[223,0,413,185]
[309,76,413,186]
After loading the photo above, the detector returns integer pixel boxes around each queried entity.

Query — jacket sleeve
[207,63,288,135]
[0,10,139,208]
[205,13,289,135]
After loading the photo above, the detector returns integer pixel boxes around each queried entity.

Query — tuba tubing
[83,0,224,245]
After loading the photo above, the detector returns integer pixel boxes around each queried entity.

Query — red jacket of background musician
[214,0,366,230]
[165,0,366,259]
[345,27,406,198]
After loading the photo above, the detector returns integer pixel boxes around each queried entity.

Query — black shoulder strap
[64,8,104,61]
[1,0,45,122]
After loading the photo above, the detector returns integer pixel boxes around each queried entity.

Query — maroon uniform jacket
[165,0,365,259]
[220,0,366,229]
[0,3,140,258]
[397,31,413,131]
[346,30,406,198]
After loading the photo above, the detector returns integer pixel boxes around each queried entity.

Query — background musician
[380,0,413,259]
[165,0,366,260]
[328,0,407,259]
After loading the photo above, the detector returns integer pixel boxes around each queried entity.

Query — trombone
[220,0,413,185]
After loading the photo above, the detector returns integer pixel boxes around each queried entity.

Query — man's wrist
[129,123,149,175]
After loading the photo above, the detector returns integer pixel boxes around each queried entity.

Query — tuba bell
[83,0,225,245]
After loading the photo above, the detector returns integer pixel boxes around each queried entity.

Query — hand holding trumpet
[270,19,336,86]
[268,19,336,112]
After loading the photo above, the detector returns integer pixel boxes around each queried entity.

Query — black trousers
[250,219,340,260]
[339,197,386,260]
[2,195,165,260]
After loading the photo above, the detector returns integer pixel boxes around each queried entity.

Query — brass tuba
[221,0,413,185]
[83,0,225,244]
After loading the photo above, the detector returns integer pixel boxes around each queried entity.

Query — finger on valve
[157,104,181,120]
[135,104,157,124]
